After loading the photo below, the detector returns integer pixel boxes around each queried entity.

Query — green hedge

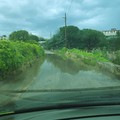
[0,40,44,77]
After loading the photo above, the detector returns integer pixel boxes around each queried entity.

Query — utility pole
[63,13,67,47]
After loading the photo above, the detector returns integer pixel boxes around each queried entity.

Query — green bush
[112,50,120,65]
[56,48,109,65]
[0,40,44,77]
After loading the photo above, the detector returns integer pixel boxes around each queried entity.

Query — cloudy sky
[0,0,120,38]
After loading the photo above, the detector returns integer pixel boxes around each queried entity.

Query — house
[102,28,119,37]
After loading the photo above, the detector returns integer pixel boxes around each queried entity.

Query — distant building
[102,28,119,37]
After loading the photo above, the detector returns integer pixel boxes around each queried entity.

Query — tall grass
[56,48,109,65]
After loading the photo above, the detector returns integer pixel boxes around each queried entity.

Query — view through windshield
[0,0,120,119]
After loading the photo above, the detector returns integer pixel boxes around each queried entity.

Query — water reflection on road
[1,54,120,120]
[1,54,120,90]
[28,54,120,90]
[0,54,120,105]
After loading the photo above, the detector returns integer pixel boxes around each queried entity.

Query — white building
[102,28,118,37]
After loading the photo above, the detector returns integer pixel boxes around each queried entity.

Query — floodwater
[0,54,120,105]
[1,53,120,90]
[25,54,120,90]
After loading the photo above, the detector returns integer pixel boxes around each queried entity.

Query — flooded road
[0,54,120,105]
[1,53,120,90]
[26,54,120,90]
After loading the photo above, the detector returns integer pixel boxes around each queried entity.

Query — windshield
[0,0,120,119]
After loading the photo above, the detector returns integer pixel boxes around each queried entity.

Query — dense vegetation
[9,30,46,42]
[56,48,109,66]
[46,25,120,51]
[46,26,106,50]
[0,40,44,79]
[112,50,120,65]
[0,26,120,79]
[46,25,120,65]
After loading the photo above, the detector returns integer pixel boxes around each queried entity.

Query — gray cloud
[0,0,120,38]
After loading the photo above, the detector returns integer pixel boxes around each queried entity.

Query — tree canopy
[47,25,106,51]
[81,29,106,50]
[60,26,81,48]
[9,30,41,42]
[9,30,29,41]
[29,34,39,42]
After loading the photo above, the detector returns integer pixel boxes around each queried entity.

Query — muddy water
[0,54,120,105]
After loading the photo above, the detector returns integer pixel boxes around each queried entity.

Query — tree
[60,26,81,48]
[39,37,46,41]
[107,31,120,51]
[108,37,120,51]
[48,25,81,49]
[117,31,120,36]
[9,30,29,41]
[81,29,106,51]
[46,29,65,49]
[47,26,106,50]
[29,34,39,42]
